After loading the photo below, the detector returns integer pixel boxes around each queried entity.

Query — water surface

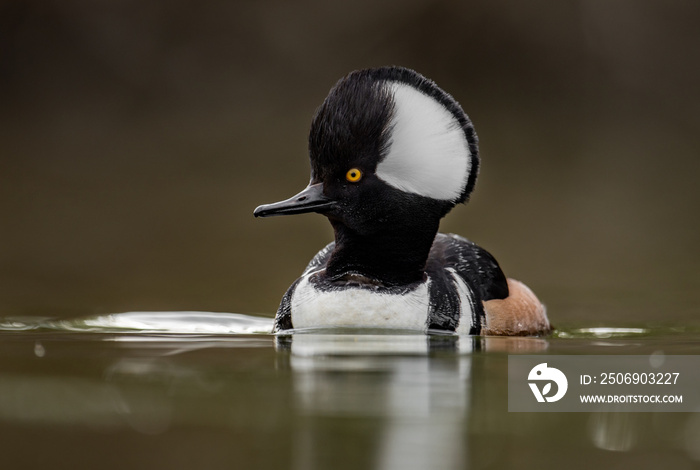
[1,312,699,470]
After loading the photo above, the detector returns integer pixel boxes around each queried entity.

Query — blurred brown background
[1,0,699,325]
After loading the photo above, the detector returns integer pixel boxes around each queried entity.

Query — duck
[254,66,551,336]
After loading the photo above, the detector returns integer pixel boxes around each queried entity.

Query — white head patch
[376,81,471,201]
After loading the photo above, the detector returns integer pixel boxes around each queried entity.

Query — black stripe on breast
[426,271,461,331]
[468,284,485,335]
[274,277,301,332]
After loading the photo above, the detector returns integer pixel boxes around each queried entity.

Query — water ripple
[0,311,274,335]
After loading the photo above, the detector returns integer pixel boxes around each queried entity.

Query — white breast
[290,272,430,331]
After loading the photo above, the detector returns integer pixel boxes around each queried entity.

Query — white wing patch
[449,268,477,335]
[291,271,430,331]
[376,82,470,201]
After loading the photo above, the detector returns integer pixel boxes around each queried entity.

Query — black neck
[325,218,440,286]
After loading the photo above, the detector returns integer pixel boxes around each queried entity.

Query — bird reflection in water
[275,332,548,470]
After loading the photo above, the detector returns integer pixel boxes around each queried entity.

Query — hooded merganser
[254,66,551,335]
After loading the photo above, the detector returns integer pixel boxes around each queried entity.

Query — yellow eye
[346,168,362,182]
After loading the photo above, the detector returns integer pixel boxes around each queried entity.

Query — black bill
[253,183,336,217]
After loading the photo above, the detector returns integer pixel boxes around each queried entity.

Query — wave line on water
[0,312,275,335]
